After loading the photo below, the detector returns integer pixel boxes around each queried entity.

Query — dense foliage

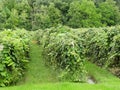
[67,0,102,28]
[0,0,31,30]
[0,0,119,30]
[0,29,30,86]
[35,25,120,81]
[0,0,120,87]
[35,26,86,81]
[73,26,120,68]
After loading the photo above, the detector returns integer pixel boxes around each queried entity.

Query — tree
[92,0,105,6]
[33,5,51,30]
[67,0,102,28]
[114,0,120,9]
[48,3,62,27]
[0,0,31,30]
[54,1,69,24]
[98,0,120,26]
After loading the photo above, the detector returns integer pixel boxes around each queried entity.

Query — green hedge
[0,29,30,86]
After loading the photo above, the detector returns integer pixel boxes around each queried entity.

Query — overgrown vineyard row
[0,29,30,86]
[35,25,120,81]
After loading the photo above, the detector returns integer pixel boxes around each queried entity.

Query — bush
[83,28,108,66]
[0,29,30,86]
[37,26,86,81]
[72,26,120,68]
[105,26,120,67]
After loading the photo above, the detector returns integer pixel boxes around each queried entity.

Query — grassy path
[85,61,120,83]
[24,42,59,84]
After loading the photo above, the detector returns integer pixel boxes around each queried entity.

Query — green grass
[23,42,59,84]
[0,42,120,90]
[85,61,120,83]
[1,82,120,90]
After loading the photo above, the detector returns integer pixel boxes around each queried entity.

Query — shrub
[38,26,86,81]
[0,29,30,86]
[71,26,120,68]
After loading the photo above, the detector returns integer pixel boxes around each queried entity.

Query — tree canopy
[0,0,119,30]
